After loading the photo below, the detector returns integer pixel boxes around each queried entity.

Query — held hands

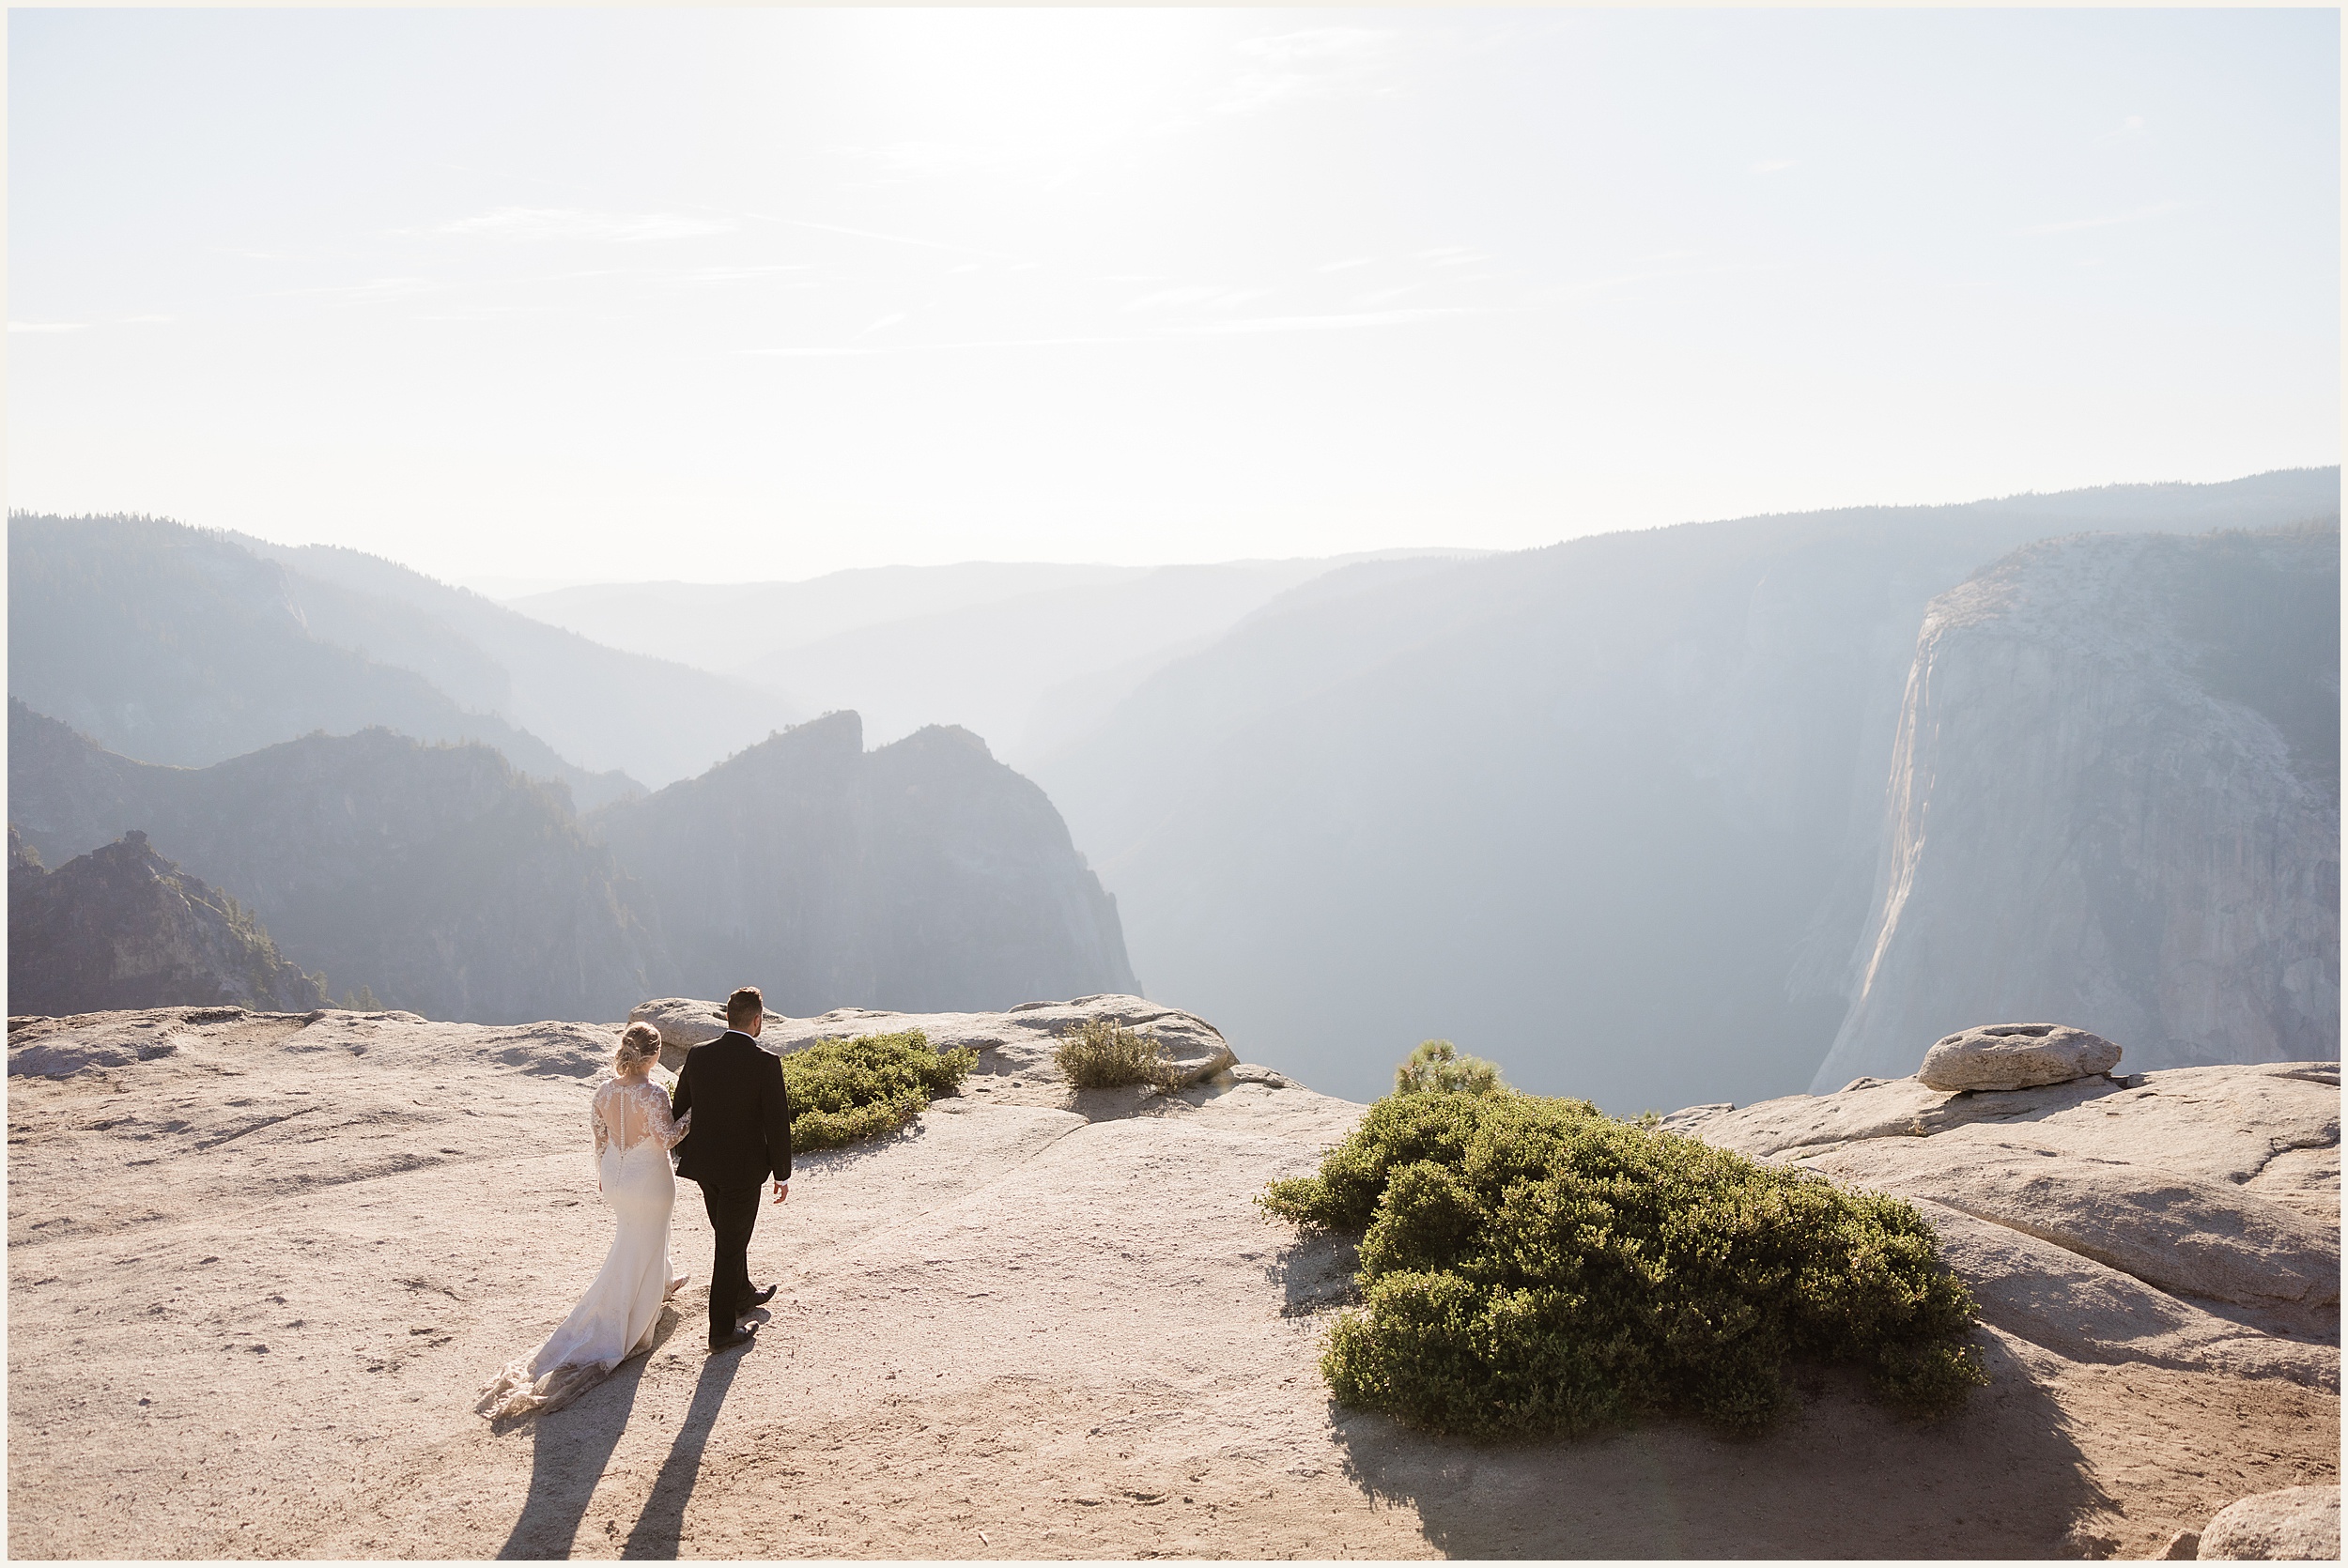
[771,1179,789,1206]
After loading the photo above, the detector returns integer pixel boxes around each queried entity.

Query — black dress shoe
[708,1325,757,1354]
[735,1284,778,1313]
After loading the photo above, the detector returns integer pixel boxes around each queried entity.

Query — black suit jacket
[672,1030,794,1189]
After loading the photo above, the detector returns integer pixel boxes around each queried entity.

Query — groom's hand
[771,1180,789,1205]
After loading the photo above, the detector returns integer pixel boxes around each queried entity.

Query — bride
[477,1022,691,1419]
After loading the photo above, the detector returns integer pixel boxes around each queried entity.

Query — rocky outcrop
[9,702,661,1023]
[628,997,733,1068]
[630,992,1236,1087]
[7,829,328,1018]
[1676,1058,2341,1391]
[1813,520,2340,1091]
[1814,1136,2337,1313]
[593,712,1136,1017]
[1919,1023,2122,1091]
[2200,1484,2340,1560]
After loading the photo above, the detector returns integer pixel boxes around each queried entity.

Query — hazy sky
[9,8,2339,588]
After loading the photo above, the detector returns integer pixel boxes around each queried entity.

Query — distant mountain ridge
[7,513,808,800]
[230,534,804,788]
[8,513,641,807]
[507,549,1486,768]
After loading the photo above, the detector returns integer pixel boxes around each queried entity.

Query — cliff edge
[5,1003,2335,1558]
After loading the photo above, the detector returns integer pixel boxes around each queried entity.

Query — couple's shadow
[495,1305,752,1560]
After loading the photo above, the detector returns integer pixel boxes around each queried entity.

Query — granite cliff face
[1812,520,2340,1090]
[7,827,329,1015]
[591,711,1136,1015]
[8,701,660,1022]
[1031,469,2340,1110]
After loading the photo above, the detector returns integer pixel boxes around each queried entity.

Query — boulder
[631,993,1238,1089]
[1917,1023,2121,1092]
[2200,1484,2340,1560]
[628,997,730,1071]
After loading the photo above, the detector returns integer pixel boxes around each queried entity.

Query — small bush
[781,1029,976,1152]
[1394,1038,1509,1098]
[1260,1090,1985,1440]
[1054,1018,1181,1089]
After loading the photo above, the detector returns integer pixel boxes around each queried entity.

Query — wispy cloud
[292,276,442,304]
[657,264,812,287]
[2096,115,2147,144]
[737,333,1142,359]
[734,303,1482,360]
[831,142,1078,191]
[2017,200,2183,237]
[741,211,1026,265]
[8,321,85,334]
[437,208,734,244]
[1175,305,1478,336]
[1316,256,1377,273]
[1123,285,1263,314]
[861,312,909,335]
[1220,28,1399,115]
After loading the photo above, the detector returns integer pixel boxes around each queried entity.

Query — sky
[8,7,2340,590]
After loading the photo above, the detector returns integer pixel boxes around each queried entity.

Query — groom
[672,985,793,1353]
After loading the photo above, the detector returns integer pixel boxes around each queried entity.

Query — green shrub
[1260,1089,1985,1440]
[781,1029,976,1151]
[1054,1018,1181,1089]
[1394,1038,1509,1098]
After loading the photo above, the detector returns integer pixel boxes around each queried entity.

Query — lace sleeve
[638,1081,691,1148]
[591,1082,612,1162]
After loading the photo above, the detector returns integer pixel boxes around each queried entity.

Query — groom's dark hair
[726,986,765,1029]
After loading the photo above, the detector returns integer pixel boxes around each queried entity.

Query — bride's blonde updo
[613,1022,663,1077]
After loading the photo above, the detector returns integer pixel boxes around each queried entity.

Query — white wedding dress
[475,1078,692,1419]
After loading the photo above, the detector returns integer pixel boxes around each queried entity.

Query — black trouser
[701,1181,762,1341]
